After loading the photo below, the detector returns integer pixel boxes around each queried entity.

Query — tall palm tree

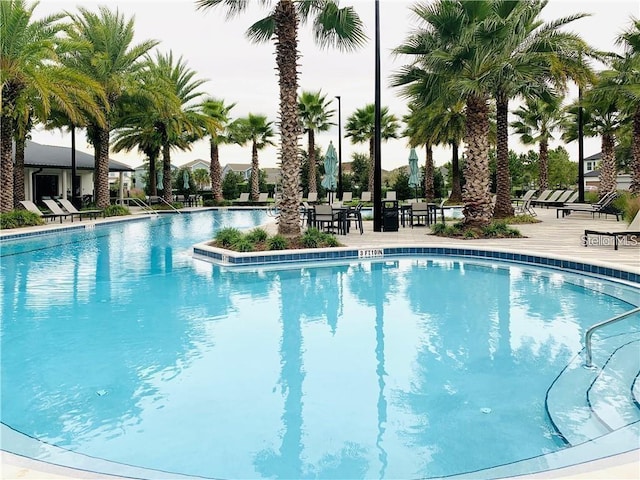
[512,95,564,190]
[345,104,400,193]
[1,0,105,212]
[298,90,335,195]
[392,0,504,226]
[603,17,640,194]
[233,114,276,201]
[142,51,211,203]
[563,85,623,199]
[64,6,158,208]
[485,0,591,218]
[201,98,236,202]
[195,0,366,237]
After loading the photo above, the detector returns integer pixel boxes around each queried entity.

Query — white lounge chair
[360,191,371,202]
[341,191,353,203]
[19,200,65,223]
[584,210,640,250]
[57,198,103,220]
[307,192,318,203]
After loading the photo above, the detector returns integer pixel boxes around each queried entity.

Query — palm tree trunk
[13,135,26,206]
[368,137,375,194]
[538,141,548,190]
[1,84,16,213]
[424,144,434,201]
[449,141,463,203]
[149,155,157,197]
[462,94,492,227]
[95,126,111,209]
[210,140,223,202]
[308,130,317,193]
[630,106,640,195]
[275,0,302,237]
[493,94,513,218]
[598,133,617,199]
[251,141,260,201]
[163,143,172,203]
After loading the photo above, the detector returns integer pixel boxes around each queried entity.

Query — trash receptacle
[382,200,399,232]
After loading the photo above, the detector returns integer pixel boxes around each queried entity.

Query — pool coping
[193,241,640,287]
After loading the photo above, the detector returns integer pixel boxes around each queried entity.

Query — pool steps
[546,332,640,446]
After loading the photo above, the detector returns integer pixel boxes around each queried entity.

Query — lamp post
[373,0,382,232]
[335,95,343,200]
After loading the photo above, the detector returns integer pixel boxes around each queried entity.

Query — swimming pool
[1,210,639,479]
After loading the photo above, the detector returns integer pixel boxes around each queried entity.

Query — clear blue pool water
[0,210,638,479]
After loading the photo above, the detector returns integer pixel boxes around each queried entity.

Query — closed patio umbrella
[183,169,190,190]
[321,141,338,203]
[408,148,420,200]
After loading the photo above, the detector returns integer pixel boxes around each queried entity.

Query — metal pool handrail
[584,306,640,368]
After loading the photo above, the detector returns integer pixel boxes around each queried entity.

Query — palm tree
[64,6,158,208]
[603,17,640,194]
[201,98,236,202]
[563,85,623,199]
[298,90,335,195]
[233,114,276,201]
[345,104,400,193]
[1,0,105,212]
[195,0,366,237]
[512,95,564,190]
[485,0,591,218]
[392,0,504,226]
[142,51,211,203]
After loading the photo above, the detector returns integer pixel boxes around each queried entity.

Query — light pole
[335,95,343,199]
[373,0,382,232]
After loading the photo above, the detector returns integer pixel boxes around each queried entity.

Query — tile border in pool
[0,216,150,241]
[193,242,640,286]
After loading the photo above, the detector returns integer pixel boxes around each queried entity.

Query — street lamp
[373,0,382,232]
[335,95,343,199]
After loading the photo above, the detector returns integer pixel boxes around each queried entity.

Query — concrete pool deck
[1,206,638,479]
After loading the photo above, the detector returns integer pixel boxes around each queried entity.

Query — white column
[119,172,125,204]
[61,171,68,200]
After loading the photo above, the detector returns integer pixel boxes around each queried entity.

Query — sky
[31,0,639,171]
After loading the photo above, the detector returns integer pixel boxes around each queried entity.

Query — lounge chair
[42,199,75,222]
[584,210,640,250]
[532,189,562,207]
[19,200,65,223]
[341,191,353,203]
[535,190,575,209]
[385,190,397,201]
[557,192,620,220]
[257,192,269,203]
[513,194,536,216]
[307,192,318,203]
[57,198,103,220]
[361,191,372,202]
[234,192,250,204]
[530,189,553,206]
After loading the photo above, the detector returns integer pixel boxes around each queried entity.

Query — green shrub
[267,234,288,250]
[301,227,323,248]
[103,205,130,217]
[464,229,479,239]
[246,228,269,243]
[482,221,521,238]
[430,222,448,235]
[232,237,254,252]
[215,227,243,247]
[323,235,340,247]
[0,210,44,229]
[613,192,640,224]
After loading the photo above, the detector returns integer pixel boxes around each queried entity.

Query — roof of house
[224,163,252,171]
[182,159,210,169]
[584,152,602,162]
[14,140,133,172]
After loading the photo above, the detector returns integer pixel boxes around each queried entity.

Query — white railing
[584,307,640,367]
